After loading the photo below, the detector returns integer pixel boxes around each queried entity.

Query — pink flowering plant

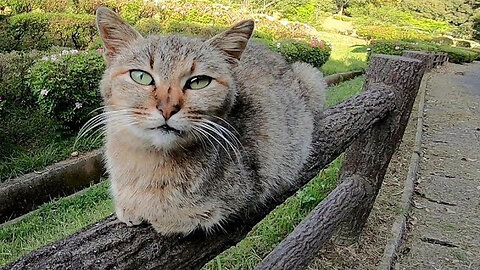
[28,50,105,130]
[269,37,331,68]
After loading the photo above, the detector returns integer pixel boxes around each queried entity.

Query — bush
[431,36,454,46]
[368,39,479,64]
[0,0,32,14]
[3,12,96,52]
[438,45,478,63]
[269,38,331,68]
[28,50,105,130]
[165,21,225,38]
[456,40,471,48]
[134,17,163,35]
[118,0,142,24]
[356,25,434,41]
[0,50,42,106]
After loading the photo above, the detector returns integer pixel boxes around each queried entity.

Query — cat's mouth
[150,124,183,135]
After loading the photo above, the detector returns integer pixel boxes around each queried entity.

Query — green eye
[186,76,212,90]
[130,70,154,85]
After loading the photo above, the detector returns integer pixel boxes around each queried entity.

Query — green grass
[326,75,365,107]
[0,107,103,182]
[0,181,113,265]
[0,136,103,182]
[319,31,368,75]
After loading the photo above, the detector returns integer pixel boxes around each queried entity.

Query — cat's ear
[207,20,254,64]
[96,7,142,62]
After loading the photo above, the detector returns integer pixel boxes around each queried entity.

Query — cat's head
[96,7,253,150]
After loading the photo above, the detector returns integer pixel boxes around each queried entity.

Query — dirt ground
[309,62,480,270]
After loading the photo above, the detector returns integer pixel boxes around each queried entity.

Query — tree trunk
[334,54,425,244]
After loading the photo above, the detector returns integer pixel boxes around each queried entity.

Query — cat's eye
[130,70,154,85]
[185,76,212,90]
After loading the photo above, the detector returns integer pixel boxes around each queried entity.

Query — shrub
[356,25,434,41]
[134,17,163,35]
[28,50,105,130]
[74,0,120,14]
[0,50,42,105]
[431,37,454,46]
[118,0,142,24]
[437,45,478,63]
[3,12,96,52]
[456,40,471,48]
[368,39,479,64]
[0,0,32,14]
[165,21,225,37]
[269,38,331,68]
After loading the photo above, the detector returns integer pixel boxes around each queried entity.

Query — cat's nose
[157,104,180,120]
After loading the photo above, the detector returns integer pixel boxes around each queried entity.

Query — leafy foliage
[368,39,480,63]
[1,12,96,52]
[269,38,332,67]
[0,50,42,105]
[28,50,105,130]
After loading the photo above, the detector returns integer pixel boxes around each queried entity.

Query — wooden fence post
[403,50,434,71]
[334,54,425,244]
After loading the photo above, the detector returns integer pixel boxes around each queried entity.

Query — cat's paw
[116,207,144,226]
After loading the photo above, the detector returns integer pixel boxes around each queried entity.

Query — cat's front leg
[115,204,144,226]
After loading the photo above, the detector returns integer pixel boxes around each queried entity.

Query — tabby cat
[95,7,326,235]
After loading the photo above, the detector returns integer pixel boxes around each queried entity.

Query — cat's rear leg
[291,62,327,114]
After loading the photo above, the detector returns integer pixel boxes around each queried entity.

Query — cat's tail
[291,62,327,115]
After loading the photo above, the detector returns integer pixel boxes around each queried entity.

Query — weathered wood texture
[335,54,425,243]
[255,176,370,270]
[3,73,397,270]
[432,52,448,67]
[403,50,435,71]
[254,54,426,269]
[0,150,104,223]
[324,70,365,86]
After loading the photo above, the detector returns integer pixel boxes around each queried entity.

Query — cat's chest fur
[106,140,198,192]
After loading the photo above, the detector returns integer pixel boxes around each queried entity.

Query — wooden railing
[2,51,447,270]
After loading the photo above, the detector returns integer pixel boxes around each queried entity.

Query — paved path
[397,62,480,269]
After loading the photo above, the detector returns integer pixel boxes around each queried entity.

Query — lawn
[0,77,365,267]
[319,31,367,76]
[0,106,102,182]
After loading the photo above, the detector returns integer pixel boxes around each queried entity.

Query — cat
[95,7,326,235]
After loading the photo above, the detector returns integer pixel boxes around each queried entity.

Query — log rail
[2,52,446,270]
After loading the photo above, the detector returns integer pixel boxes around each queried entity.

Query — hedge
[269,38,331,68]
[368,40,479,64]
[28,50,105,130]
[0,12,96,52]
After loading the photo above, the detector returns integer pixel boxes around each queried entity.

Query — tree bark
[3,56,404,270]
[254,176,371,270]
[334,54,425,244]
[253,54,425,269]
[324,70,364,86]
[403,50,434,71]
[0,150,104,223]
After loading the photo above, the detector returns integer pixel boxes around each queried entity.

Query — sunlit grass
[0,181,113,266]
[0,136,102,182]
[319,31,368,75]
